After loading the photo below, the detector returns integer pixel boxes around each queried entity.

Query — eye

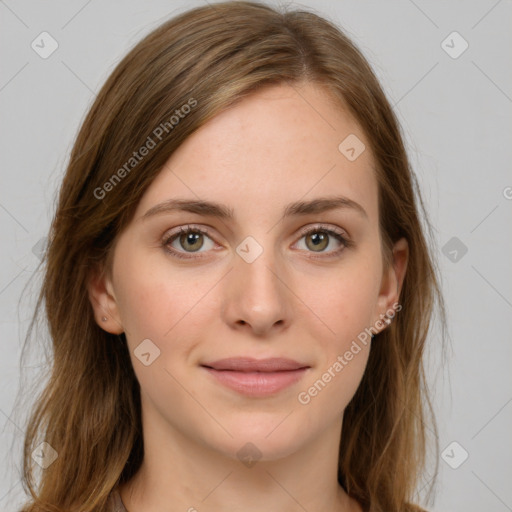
[162,224,352,261]
[293,225,352,258]
[162,225,217,259]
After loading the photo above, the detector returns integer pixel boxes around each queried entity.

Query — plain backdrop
[1,1,511,511]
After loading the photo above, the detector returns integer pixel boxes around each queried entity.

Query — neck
[118,400,361,512]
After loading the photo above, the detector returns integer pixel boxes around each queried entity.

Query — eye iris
[180,231,203,252]
[306,232,328,252]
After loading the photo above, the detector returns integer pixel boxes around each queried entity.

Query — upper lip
[201,357,309,372]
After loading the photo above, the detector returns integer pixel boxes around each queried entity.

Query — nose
[220,247,292,337]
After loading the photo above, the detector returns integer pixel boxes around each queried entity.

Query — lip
[201,357,310,397]
[202,357,308,372]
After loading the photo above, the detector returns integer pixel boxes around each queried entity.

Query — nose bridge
[221,236,291,333]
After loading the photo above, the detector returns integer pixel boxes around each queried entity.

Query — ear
[373,237,408,332]
[87,265,124,335]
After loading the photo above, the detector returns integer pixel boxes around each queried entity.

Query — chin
[205,418,310,463]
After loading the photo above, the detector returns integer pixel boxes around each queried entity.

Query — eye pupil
[180,232,203,252]
[306,232,328,251]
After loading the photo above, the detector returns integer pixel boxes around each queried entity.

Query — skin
[89,82,408,512]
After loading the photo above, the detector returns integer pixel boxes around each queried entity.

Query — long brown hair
[16,2,446,511]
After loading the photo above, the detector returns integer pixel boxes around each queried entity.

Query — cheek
[302,351,370,436]
[113,245,205,338]
[112,249,225,386]
[296,277,374,423]
[292,256,380,412]
[298,258,382,348]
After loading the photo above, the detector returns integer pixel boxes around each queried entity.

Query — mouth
[200,357,310,397]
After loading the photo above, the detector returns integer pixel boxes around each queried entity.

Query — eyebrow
[141,195,368,221]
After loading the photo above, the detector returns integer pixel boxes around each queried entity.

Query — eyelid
[295,223,349,240]
[161,222,353,259]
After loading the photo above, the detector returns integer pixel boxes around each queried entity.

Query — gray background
[1,1,511,510]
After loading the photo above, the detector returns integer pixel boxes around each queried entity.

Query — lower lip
[202,367,308,396]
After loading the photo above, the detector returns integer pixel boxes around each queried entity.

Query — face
[89,82,407,462]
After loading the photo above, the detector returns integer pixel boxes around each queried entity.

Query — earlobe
[87,266,124,335]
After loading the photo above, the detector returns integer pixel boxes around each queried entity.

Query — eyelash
[162,224,353,260]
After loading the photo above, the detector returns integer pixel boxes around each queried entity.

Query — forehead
[134,82,378,224]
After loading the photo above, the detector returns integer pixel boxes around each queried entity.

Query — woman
[18,2,445,511]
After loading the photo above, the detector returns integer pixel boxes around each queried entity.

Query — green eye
[162,224,352,261]
[177,231,205,252]
[296,227,351,257]
[163,226,215,259]
[305,231,330,252]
